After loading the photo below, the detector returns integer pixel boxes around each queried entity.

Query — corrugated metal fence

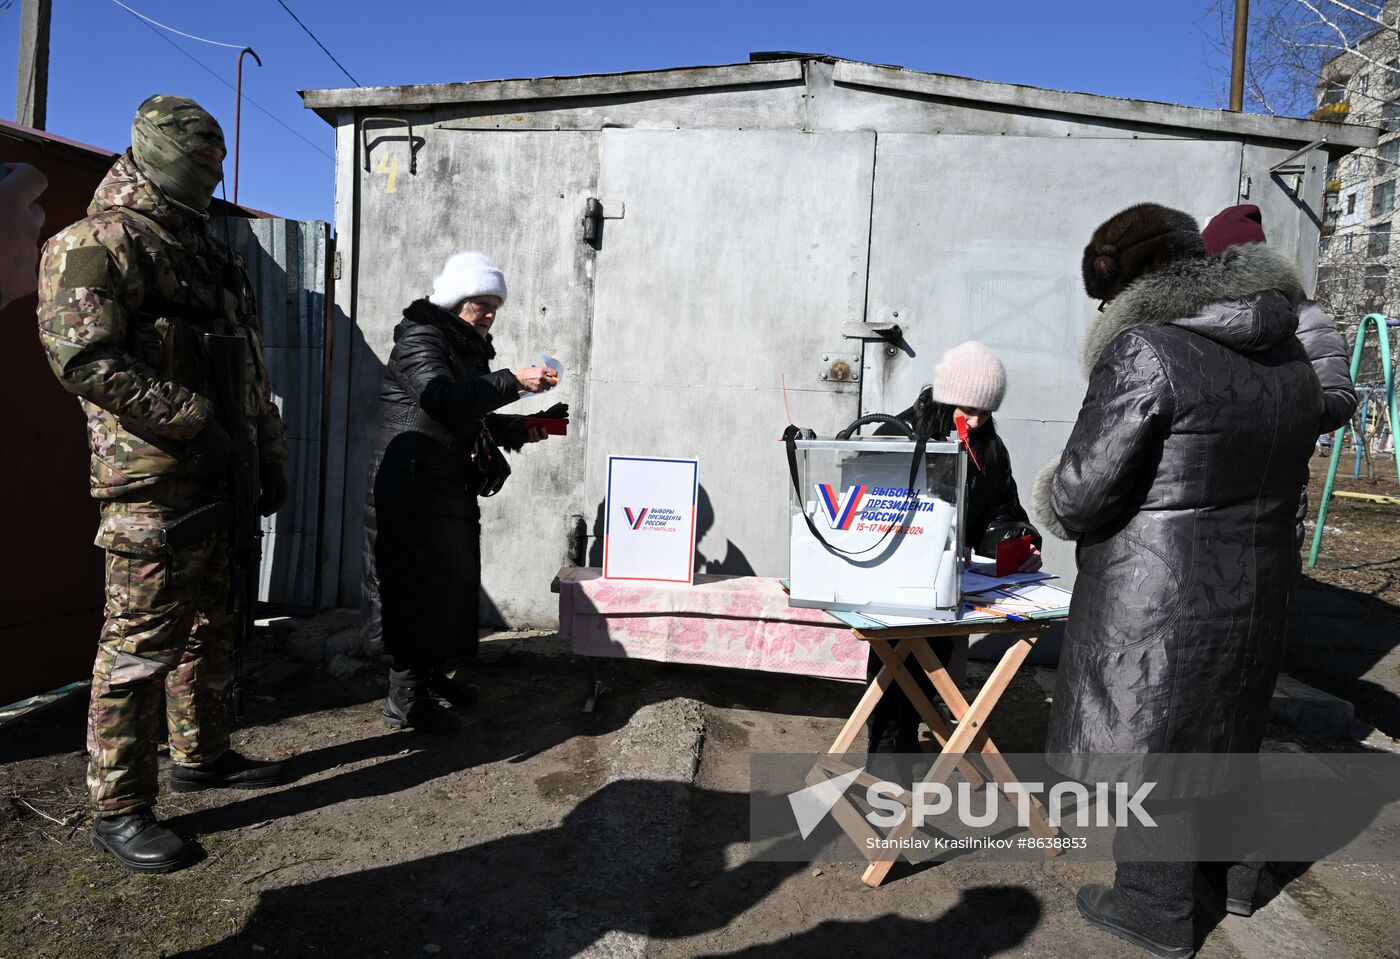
[217,217,331,609]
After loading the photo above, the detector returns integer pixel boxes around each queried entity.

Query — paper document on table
[962,568,1056,594]
[863,611,956,628]
[965,581,1073,619]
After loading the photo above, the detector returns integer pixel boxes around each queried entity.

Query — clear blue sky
[1,0,1237,226]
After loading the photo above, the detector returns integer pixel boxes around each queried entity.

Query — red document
[523,417,568,436]
[995,534,1035,577]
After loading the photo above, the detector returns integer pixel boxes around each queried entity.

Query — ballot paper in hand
[520,353,564,397]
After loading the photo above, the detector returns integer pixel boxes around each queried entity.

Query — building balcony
[1312,100,1352,121]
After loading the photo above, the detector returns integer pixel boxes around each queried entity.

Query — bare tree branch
[1313,0,1391,31]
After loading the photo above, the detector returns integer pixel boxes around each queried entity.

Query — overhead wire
[272,0,361,87]
[114,4,333,161]
[109,0,245,48]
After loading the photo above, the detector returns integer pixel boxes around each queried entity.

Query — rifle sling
[162,501,232,552]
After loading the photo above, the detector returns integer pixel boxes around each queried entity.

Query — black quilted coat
[361,299,526,663]
[879,392,1041,555]
[1035,244,1322,761]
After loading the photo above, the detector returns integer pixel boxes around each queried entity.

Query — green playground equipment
[1308,313,1400,568]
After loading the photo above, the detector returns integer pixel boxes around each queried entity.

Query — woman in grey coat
[1201,203,1359,546]
[1035,203,1322,959]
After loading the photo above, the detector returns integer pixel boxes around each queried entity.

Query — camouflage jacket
[37,151,287,501]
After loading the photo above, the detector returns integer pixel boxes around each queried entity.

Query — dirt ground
[1,454,1397,958]
[4,636,1398,958]
[1294,453,1400,735]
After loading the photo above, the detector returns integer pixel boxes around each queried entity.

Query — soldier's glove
[258,461,288,517]
[188,419,235,474]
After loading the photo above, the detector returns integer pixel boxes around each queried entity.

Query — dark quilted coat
[1034,243,1322,763]
[879,391,1041,554]
[361,299,526,663]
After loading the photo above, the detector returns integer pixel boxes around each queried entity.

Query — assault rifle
[201,332,261,725]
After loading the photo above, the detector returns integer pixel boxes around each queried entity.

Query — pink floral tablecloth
[559,568,867,683]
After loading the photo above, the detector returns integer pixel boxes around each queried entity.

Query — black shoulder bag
[470,426,512,497]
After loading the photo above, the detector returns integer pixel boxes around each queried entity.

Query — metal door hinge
[333,250,343,280]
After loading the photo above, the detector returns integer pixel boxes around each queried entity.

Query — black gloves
[258,460,288,516]
[533,401,570,422]
[188,419,235,474]
[190,420,288,516]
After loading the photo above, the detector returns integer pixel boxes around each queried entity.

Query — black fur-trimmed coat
[1034,243,1322,761]
[361,299,527,664]
[878,392,1040,555]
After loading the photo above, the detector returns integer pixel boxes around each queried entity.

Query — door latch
[841,320,903,343]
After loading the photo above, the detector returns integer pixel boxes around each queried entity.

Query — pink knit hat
[932,341,1007,412]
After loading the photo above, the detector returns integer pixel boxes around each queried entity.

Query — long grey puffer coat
[1034,243,1322,765]
[1296,299,1357,434]
[1293,298,1358,547]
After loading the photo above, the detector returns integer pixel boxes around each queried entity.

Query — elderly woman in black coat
[1035,205,1321,959]
[362,251,561,733]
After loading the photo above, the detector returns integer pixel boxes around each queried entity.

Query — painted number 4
[377,153,400,194]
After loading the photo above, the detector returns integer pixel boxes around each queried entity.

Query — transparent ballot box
[788,437,966,618]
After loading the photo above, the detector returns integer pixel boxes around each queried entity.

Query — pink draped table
[558,568,868,683]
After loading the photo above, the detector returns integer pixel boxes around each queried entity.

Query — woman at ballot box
[865,340,1043,754]
[1037,204,1321,959]
[361,251,567,734]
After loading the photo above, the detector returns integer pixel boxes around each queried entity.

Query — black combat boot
[169,750,284,792]
[383,667,461,733]
[91,808,186,873]
[429,666,479,708]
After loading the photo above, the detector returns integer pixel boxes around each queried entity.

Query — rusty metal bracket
[820,352,861,383]
[361,116,422,175]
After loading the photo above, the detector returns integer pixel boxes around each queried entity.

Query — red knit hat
[1202,204,1266,256]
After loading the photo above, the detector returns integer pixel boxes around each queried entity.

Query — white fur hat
[932,340,1007,412]
[428,251,507,310]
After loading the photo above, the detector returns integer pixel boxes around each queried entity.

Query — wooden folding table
[810,611,1068,887]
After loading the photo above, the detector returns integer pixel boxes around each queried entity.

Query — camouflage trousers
[87,491,234,815]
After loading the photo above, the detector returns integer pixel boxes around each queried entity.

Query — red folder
[523,417,568,436]
[995,534,1035,577]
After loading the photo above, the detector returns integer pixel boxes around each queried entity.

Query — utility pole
[1230,0,1250,112]
[16,0,52,130]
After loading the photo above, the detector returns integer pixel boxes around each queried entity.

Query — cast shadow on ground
[163,666,648,837]
[168,775,1043,957]
[689,887,1041,958]
[163,648,869,840]
[1287,572,1400,736]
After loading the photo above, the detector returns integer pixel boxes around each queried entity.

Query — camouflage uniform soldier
[37,95,290,873]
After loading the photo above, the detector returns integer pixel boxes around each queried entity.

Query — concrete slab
[1270,673,1357,738]
[567,698,706,959]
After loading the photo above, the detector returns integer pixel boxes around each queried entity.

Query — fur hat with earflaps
[1081,203,1207,303]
